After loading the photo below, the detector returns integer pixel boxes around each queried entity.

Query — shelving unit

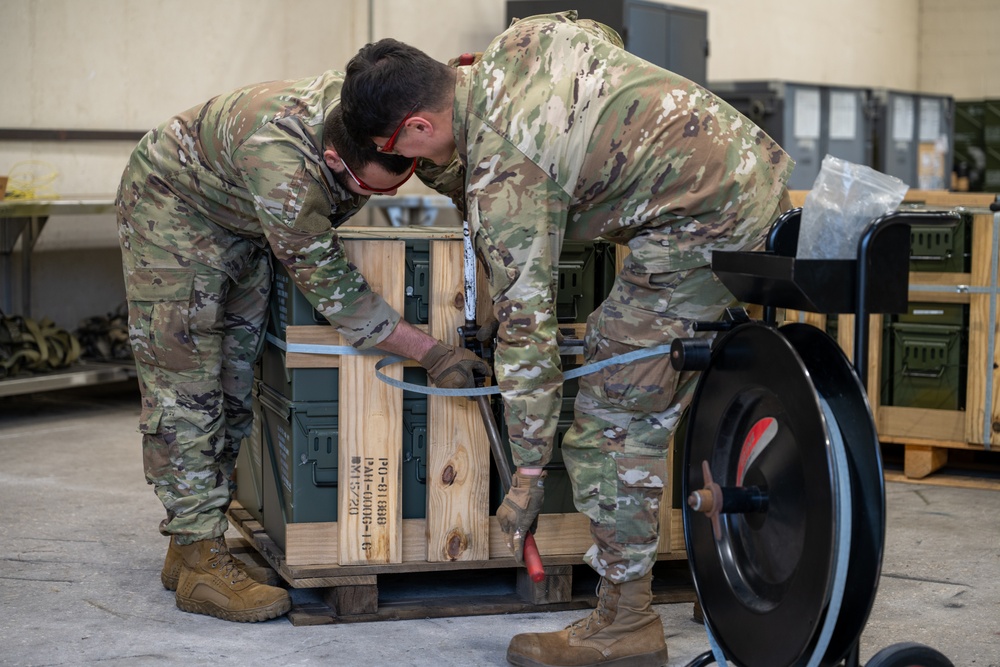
[787,190,999,478]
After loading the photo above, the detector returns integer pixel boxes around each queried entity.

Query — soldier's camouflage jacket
[117,71,399,349]
[424,11,794,465]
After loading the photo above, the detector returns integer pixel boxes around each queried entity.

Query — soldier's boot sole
[175,593,291,623]
[507,648,669,667]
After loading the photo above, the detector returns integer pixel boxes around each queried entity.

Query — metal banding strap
[264,333,673,397]
[265,332,383,358]
[373,343,676,397]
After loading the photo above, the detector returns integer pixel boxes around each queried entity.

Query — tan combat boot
[506,573,668,667]
[161,536,271,591]
[173,537,291,622]
[161,536,184,591]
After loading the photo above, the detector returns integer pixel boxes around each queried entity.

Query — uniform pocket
[581,301,687,415]
[126,268,199,371]
[139,403,164,435]
[614,453,667,544]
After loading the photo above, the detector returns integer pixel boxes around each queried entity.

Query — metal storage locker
[505,0,708,85]
[873,89,954,189]
[708,81,872,191]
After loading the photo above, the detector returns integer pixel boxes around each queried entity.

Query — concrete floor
[1,382,998,667]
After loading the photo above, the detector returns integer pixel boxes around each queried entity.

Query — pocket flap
[128,269,194,302]
[139,404,164,434]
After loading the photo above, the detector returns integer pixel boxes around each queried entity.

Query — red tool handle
[524,532,545,583]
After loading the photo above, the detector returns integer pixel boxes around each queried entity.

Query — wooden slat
[335,226,464,241]
[968,212,998,447]
[338,239,404,565]
[286,522,337,567]
[901,190,998,208]
[425,240,491,562]
[788,190,998,210]
[908,272,974,305]
[285,325,424,369]
[877,406,966,443]
[884,469,1000,491]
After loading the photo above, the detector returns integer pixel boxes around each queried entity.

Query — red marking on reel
[736,417,778,485]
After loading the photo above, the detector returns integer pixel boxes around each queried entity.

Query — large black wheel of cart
[865,642,955,667]
[682,322,884,667]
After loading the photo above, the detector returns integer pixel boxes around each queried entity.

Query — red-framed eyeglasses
[377,103,418,154]
[342,157,417,194]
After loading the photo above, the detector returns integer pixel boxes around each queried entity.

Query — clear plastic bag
[796,155,909,259]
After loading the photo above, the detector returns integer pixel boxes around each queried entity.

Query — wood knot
[452,292,465,310]
[445,530,468,560]
[441,464,456,485]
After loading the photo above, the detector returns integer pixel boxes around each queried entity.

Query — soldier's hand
[418,342,491,389]
[497,471,546,565]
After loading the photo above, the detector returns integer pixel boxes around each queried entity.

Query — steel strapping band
[373,343,676,397]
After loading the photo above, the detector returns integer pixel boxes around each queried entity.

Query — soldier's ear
[323,149,345,172]
[407,116,435,137]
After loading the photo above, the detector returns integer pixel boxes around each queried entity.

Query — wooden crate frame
[249,227,686,570]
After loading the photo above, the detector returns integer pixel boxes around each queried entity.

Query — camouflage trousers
[562,262,735,584]
[118,222,270,545]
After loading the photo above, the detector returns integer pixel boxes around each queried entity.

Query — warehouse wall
[0,0,996,329]
[918,0,1000,99]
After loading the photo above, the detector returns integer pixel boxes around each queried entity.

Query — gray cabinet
[709,81,874,190]
[873,90,954,190]
[505,0,708,85]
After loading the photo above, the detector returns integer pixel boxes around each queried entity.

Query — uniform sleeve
[234,135,401,349]
[468,131,572,467]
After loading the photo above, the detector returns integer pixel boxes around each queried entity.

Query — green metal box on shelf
[880,302,968,412]
[258,369,430,553]
[490,374,580,515]
[908,212,971,273]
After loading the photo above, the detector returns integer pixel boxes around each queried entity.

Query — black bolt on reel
[674,208,959,667]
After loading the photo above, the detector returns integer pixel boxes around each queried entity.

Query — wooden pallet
[228,504,695,626]
[880,440,1000,489]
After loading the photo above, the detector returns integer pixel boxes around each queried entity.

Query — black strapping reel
[672,208,959,667]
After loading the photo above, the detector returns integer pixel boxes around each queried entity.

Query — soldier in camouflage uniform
[341,11,792,666]
[117,72,488,623]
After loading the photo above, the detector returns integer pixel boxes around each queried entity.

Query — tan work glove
[418,342,491,389]
[497,471,546,565]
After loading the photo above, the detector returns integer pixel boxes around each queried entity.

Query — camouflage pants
[119,223,270,545]
[562,262,735,584]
